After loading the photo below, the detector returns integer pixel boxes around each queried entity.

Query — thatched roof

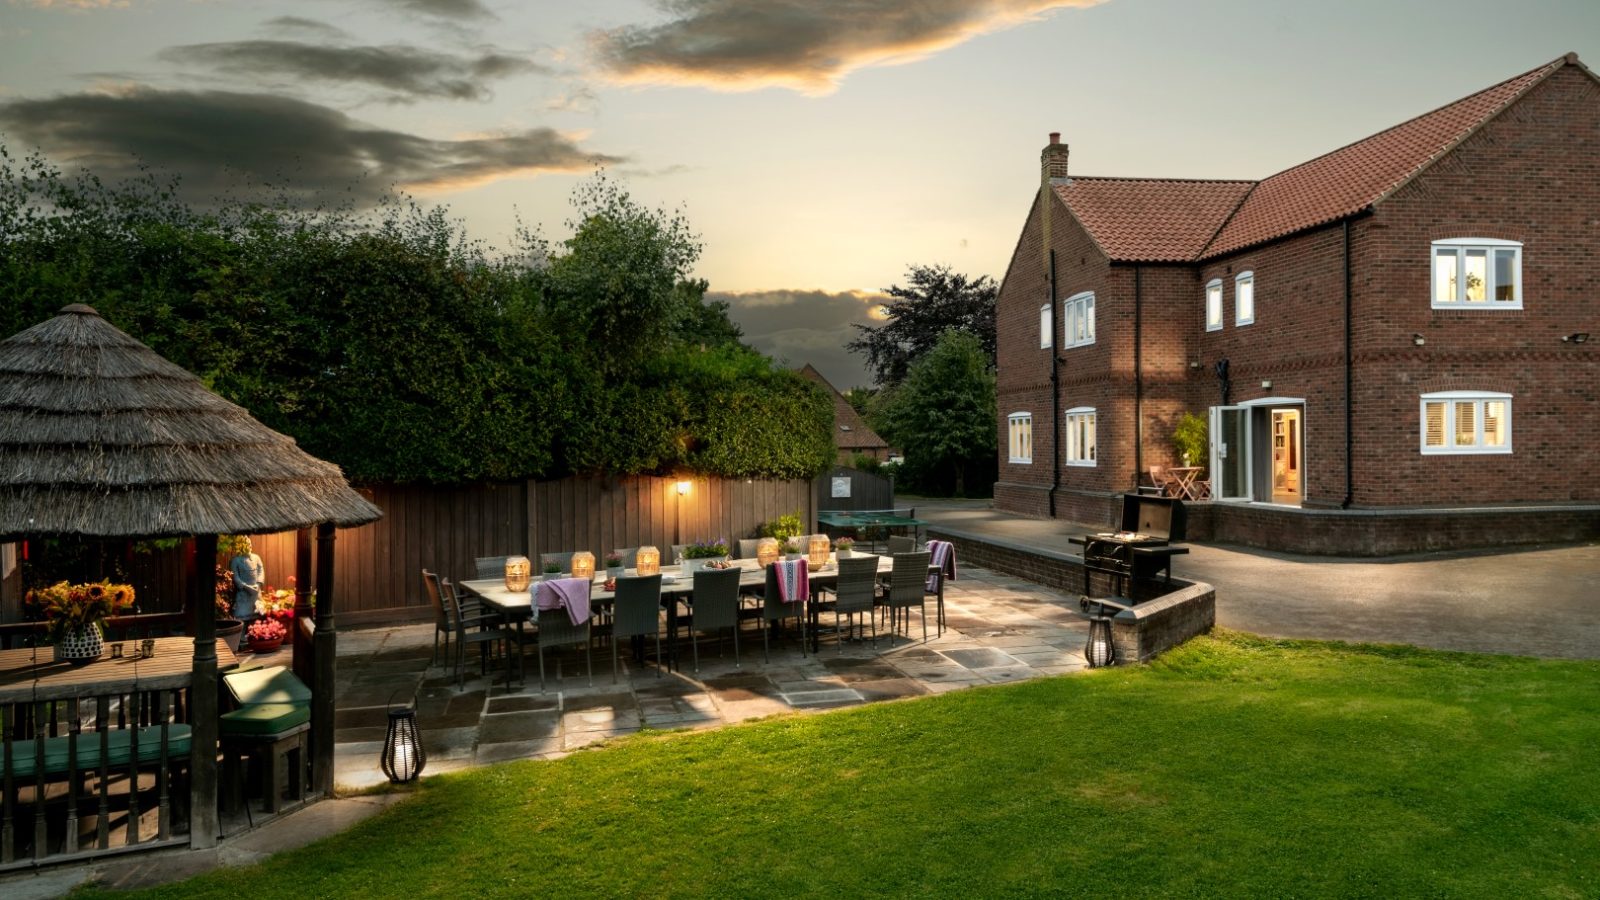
[0,304,382,540]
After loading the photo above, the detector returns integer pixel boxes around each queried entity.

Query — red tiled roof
[797,364,889,451]
[1202,57,1565,258]
[1048,56,1574,263]
[1052,177,1255,263]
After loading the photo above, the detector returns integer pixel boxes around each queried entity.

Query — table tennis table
[816,508,928,549]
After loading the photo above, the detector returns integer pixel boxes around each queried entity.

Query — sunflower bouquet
[24,580,137,641]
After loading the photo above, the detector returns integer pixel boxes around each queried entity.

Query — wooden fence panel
[815,467,896,512]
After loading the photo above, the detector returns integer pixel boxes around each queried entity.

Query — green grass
[97,632,1600,898]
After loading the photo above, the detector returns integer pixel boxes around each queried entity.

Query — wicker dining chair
[440,578,519,689]
[887,535,917,555]
[685,567,743,671]
[735,538,763,560]
[760,563,808,662]
[882,551,932,646]
[535,580,593,692]
[609,574,665,682]
[474,556,509,581]
[814,555,879,653]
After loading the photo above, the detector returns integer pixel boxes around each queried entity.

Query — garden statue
[229,536,265,620]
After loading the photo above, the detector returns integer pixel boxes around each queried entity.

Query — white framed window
[1040,304,1052,348]
[1235,271,1255,326]
[1063,406,1096,466]
[1007,413,1033,464]
[1420,391,1512,454]
[1062,292,1095,348]
[1432,238,1521,308]
[1205,279,1223,331]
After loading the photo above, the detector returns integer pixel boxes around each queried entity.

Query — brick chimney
[1041,132,1069,184]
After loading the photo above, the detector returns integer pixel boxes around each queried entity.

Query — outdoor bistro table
[461,554,920,658]
[1163,466,1207,500]
[0,637,240,704]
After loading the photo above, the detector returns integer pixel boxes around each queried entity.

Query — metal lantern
[756,537,780,568]
[504,556,532,592]
[636,545,661,576]
[381,701,426,784]
[571,551,596,580]
[807,534,831,568]
[1085,616,1117,668]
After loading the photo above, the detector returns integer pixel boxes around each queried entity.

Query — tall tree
[847,264,996,387]
[873,329,996,497]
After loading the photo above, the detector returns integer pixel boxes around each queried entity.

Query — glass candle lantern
[756,537,780,568]
[807,534,831,568]
[504,556,532,592]
[635,545,661,576]
[571,551,596,580]
[381,703,426,784]
[1085,617,1117,668]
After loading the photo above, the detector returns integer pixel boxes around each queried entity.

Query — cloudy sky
[2,0,1597,387]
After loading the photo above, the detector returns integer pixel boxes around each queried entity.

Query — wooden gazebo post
[312,522,337,796]
[187,534,220,848]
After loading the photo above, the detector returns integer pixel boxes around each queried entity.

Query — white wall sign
[831,476,851,498]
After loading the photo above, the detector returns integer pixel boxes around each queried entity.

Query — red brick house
[798,364,895,466]
[994,54,1599,554]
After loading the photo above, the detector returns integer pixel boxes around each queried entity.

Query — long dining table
[459,553,908,660]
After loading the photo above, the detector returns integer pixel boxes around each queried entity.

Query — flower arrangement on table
[246,617,287,647]
[780,538,802,558]
[835,537,855,557]
[604,553,624,569]
[542,561,563,575]
[683,538,730,559]
[24,580,137,642]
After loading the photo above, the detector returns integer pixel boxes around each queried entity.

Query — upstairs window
[1040,304,1052,348]
[1421,391,1512,454]
[1008,413,1033,464]
[1064,407,1097,466]
[1063,292,1095,348]
[1235,271,1255,326]
[1205,279,1223,331]
[1432,239,1521,308]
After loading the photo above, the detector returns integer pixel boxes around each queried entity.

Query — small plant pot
[248,638,283,654]
[784,553,803,561]
[837,548,855,559]
[605,565,624,578]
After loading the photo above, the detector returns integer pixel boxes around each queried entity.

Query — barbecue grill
[1076,494,1189,600]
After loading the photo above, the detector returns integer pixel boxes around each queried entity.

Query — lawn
[100,632,1599,898]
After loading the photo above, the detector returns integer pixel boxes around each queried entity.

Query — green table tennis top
[817,510,927,527]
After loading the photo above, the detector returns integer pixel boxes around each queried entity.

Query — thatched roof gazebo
[0,304,381,853]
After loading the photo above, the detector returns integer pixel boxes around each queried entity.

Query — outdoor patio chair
[813,555,879,653]
[474,555,509,581]
[441,579,520,689]
[760,563,808,663]
[535,580,594,692]
[612,547,639,568]
[421,569,451,665]
[539,551,576,575]
[684,567,743,671]
[1145,466,1180,498]
[881,551,932,646]
[887,535,917,555]
[608,574,665,682]
[735,538,762,560]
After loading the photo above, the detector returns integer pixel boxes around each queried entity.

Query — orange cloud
[591,0,1104,95]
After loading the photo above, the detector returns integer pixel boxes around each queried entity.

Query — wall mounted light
[675,479,691,495]
[1562,332,1590,344]
[1188,361,1201,369]
[1412,333,1426,346]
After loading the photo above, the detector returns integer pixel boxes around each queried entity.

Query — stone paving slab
[330,564,1095,789]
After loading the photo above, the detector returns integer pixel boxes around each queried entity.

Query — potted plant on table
[246,617,288,654]
[835,537,856,559]
[25,580,137,666]
[682,538,730,575]
[542,561,563,581]
[781,538,803,561]
[604,553,625,578]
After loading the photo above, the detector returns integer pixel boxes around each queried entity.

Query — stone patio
[331,564,1094,789]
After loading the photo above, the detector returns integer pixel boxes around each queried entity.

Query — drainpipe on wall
[1341,219,1354,509]
[1048,248,1061,517]
[1134,265,1144,487]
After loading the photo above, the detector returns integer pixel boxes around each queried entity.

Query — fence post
[187,533,219,849]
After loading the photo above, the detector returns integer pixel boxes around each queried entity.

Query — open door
[1210,406,1250,500]
[1270,408,1302,505]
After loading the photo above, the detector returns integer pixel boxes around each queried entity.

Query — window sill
[1429,302,1523,311]
[1008,458,1033,465]
[1204,324,1223,333]
[1420,448,1513,456]
[1064,461,1098,468]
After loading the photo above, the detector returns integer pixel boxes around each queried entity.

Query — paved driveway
[915,499,1600,659]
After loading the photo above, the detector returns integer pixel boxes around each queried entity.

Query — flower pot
[784,553,802,561]
[605,565,624,579]
[53,625,104,667]
[215,617,245,652]
[248,637,283,654]
[837,549,854,559]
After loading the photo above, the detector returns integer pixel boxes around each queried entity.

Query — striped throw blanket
[536,577,592,626]
[926,540,958,593]
[773,558,809,605]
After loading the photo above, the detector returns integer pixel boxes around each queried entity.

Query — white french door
[1210,406,1251,500]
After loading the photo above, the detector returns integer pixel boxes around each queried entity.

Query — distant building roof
[797,364,889,452]
[1051,54,1581,262]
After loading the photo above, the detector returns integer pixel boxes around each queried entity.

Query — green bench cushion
[3,725,193,780]
[223,665,312,706]
[220,702,310,737]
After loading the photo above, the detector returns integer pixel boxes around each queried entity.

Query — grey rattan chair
[535,580,593,692]
[611,548,640,568]
[887,536,917,555]
[883,551,932,646]
[441,578,519,689]
[610,574,665,682]
[475,556,509,581]
[760,564,808,662]
[735,538,762,560]
[685,567,743,671]
[814,555,879,653]
[422,569,450,664]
